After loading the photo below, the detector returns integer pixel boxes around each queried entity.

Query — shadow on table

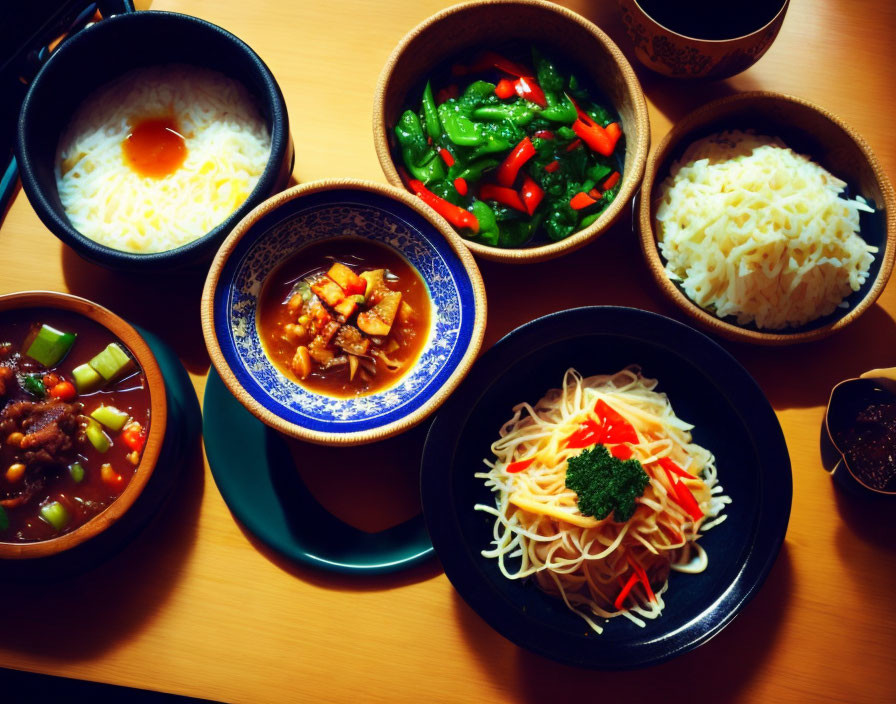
[453,544,793,701]
[728,304,896,412]
[476,211,674,347]
[0,442,205,662]
[834,485,896,554]
[61,246,210,376]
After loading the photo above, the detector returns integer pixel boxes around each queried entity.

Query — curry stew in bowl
[257,238,431,397]
[0,309,150,543]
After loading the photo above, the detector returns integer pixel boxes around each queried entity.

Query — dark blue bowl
[15,10,293,272]
[421,306,792,669]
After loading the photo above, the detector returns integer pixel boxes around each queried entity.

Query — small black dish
[823,370,896,497]
[15,10,293,272]
[421,306,792,669]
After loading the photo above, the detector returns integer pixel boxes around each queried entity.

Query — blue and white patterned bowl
[201,179,487,445]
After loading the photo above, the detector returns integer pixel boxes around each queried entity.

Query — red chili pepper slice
[660,466,704,522]
[572,119,615,157]
[588,188,603,200]
[533,130,555,140]
[122,422,146,452]
[610,444,634,460]
[496,137,536,187]
[674,484,704,522]
[514,76,547,107]
[479,183,527,212]
[564,139,583,152]
[564,419,603,449]
[543,160,560,174]
[603,170,621,191]
[605,122,622,142]
[594,400,639,444]
[494,78,516,99]
[439,148,455,167]
[569,96,591,124]
[570,191,597,210]
[628,558,656,603]
[480,51,531,77]
[520,174,544,216]
[658,457,692,480]
[453,177,468,196]
[614,572,640,611]
[506,458,535,474]
[408,178,479,233]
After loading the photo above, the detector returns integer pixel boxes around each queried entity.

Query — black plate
[421,306,792,669]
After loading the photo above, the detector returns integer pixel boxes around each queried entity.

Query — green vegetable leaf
[22,374,46,398]
[472,103,535,126]
[0,504,7,532]
[396,110,445,182]
[565,445,650,522]
[532,47,565,94]
[438,103,484,146]
[469,200,499,245]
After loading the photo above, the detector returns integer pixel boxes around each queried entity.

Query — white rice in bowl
[56,64,272,254]
[655,130,877,330]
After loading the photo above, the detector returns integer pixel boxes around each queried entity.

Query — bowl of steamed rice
[15,11,293,272]
[638,91,895,345]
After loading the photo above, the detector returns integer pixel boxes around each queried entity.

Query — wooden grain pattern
[0,0,894,702]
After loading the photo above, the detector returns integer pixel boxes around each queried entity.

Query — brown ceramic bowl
[373,0,649,264]
[0,291,167,559]
[618,0,789,80]
[639,92,896,345]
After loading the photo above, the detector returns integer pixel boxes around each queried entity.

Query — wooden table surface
[2,1,895,702]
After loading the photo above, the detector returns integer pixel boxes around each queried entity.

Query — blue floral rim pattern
[213,189,477,434]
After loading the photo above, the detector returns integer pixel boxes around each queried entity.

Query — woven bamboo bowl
[373,0,650,264]
[638,92,896,345]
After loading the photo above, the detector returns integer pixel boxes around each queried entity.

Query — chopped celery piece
[68,462,85,483]
[91,405,130,432]
[88,343,134,381]
[72,363,103,394]
[86,418,111,453]
[0,505,7,532]
[40,501,70,531]
[25,325,76,367]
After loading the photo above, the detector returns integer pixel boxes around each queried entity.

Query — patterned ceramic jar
[618,0,789,80]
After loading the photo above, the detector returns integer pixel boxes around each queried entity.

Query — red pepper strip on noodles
[614,572,640,610]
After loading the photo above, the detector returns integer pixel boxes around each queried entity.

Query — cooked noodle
[475,367,731,633]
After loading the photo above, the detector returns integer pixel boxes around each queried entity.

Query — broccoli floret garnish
[565,445,650,522]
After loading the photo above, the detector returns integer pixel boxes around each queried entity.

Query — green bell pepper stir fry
[393,46,624,248]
